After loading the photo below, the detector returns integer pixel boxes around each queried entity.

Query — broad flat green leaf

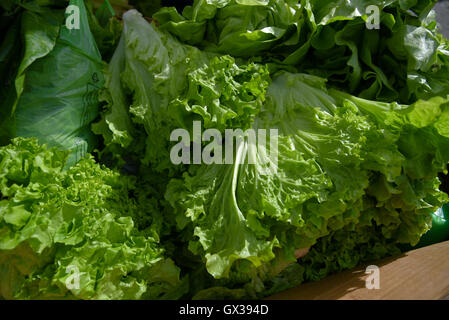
[13,9,61,113]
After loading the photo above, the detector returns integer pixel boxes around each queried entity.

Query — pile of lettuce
[0,138,187,299]
[155,0,449,103]
[1,0,449,299]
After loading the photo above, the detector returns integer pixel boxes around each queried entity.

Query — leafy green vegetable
[0,0,106,168]
[0,16,21,146]
[86,0,123,61]
[0,138,186,299]
[93,9,270,172]
[299,224,402,282]
[166,71,449,296]
[153,0,449,104]
[153,0,303,57]
[89,5,449,299]
[2,0,449,301]
[129,0,161,17]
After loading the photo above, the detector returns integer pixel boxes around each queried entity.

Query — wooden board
[269,240,449,300]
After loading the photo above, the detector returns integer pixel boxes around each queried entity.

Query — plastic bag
[11,0,104,168]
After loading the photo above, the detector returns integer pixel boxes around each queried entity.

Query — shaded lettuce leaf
[129,0,161,17]
[153,0,303,57]
[85,0,124,62]
[190,250,304,299]
[153,0,448,104]
[0,4,62,146]
[0,16,21,146]
[299,224,402,282]
[298,0,449,103]
[303,0,436,26]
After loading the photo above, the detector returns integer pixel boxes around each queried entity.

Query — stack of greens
[1,0,449,299]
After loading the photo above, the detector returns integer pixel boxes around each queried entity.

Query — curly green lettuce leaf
[299,224,402,282]
[154,0,303,57]
[93,10,270,173]
[165,72,370,279]
[93,9,208,171]
[0,138,186,300]
[168,55,270,131]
